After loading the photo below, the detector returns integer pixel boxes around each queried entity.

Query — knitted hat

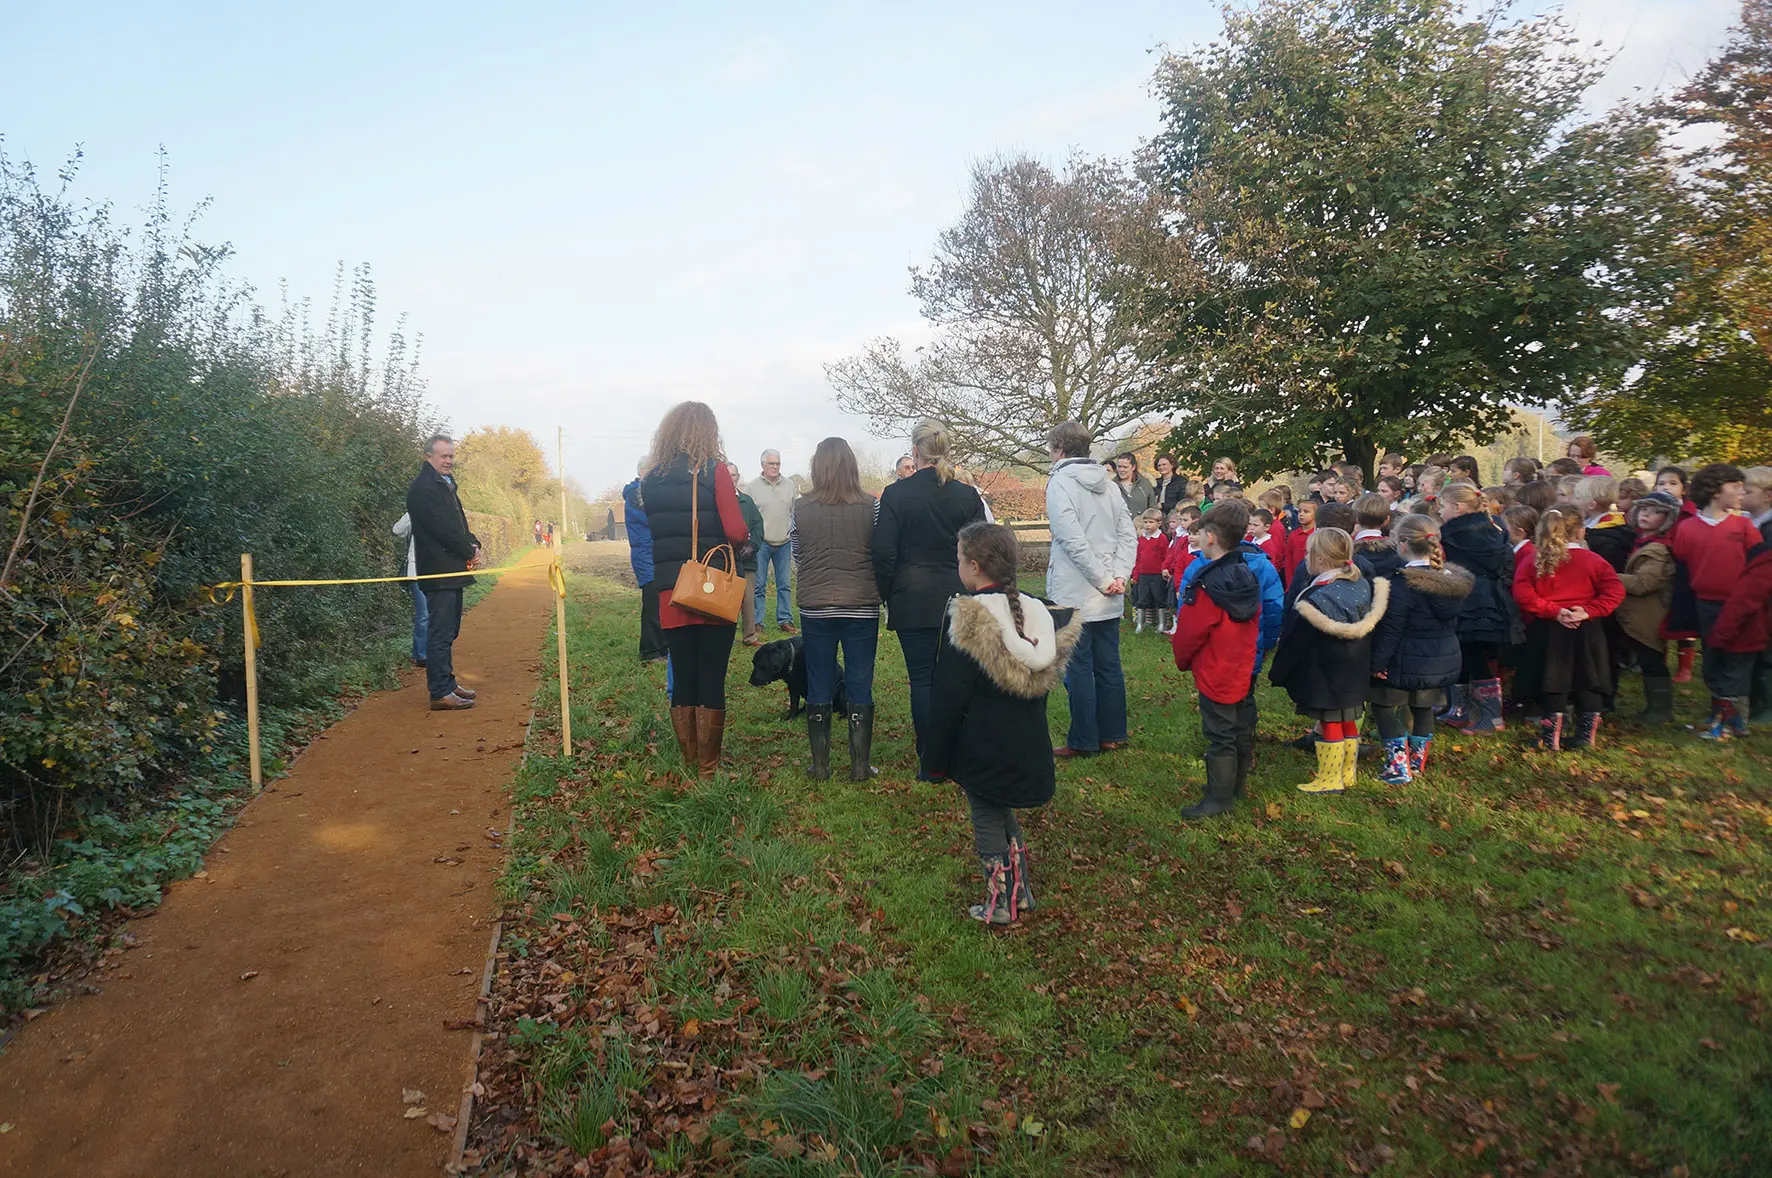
[1634,490,1680,513]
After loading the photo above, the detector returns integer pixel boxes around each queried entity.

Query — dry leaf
[1265,802,1283,819]
[238,970,259,981]
[402,1089,426,1105]
[1289,1107,1312,1129]
[680,1018,701,1037]
[426,1112,457,1132]
[403,1107,428,1119]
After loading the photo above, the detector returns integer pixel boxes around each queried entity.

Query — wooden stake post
[241,552,262,789]
[555,425,573,758]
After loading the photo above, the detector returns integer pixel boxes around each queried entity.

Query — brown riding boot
[695,707,725,777]
[670,706,699,770]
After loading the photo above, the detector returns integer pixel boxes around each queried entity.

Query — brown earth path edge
[0,547,558,1178]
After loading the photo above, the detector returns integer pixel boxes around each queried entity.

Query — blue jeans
[754,542,792,626]
[1063,619,1127,752]
[896,627,941,765]
[801,615,878,707]
[408,580,429,662]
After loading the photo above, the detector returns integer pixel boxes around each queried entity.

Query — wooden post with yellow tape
[241,552,262,789]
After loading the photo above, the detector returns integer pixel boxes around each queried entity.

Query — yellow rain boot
[1340,736,1359,791]
[1296,739,1346,794]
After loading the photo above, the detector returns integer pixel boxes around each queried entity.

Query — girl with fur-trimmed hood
[924,523,1081,926]
[1268,528,1390,794]
[1369,514,1474,784]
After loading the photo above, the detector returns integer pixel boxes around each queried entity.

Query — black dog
[749,636,846,719]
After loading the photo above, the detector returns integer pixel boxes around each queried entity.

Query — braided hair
[1392,513,1443,568]
[957,521,1036,647]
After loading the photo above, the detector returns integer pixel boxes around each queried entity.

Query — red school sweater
[1671,512,1759,602]
[1134,533,1170,577]
[1284,525,1314,580]
[1513,546,1625,621]
[1162,534,1195,580]
[1255,533,1288,587]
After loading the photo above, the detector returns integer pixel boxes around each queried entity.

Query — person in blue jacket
[1177,504,1283,670]
[622,467,666,663]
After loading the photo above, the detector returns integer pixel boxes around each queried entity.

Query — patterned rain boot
[969,855,1015,925]
[1008,837,1037,913]
[1729,697,1751,740]
[1340,737,1360,790]
[1377,737,1412,785]
[1537,713,1565,752]
[1565,712,1602,750]
[1296,739,1345,794]
[1407,735,1432,777]
[1466,679,1506,734]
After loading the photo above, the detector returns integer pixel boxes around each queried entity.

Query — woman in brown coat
[1616,491,1678,725]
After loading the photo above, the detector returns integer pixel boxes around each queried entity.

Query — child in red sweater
[1131,508,1170,634]
[1284,499,1317,581]
[1160,505,1202,632]
[1249,508,1288,587]
[1673,463,1760,738]
[1514,508,1626,750]
[1171,505,1262,820]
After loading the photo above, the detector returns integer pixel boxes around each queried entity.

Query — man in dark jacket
[406,435,480,710]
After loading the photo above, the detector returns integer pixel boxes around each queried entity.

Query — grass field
[466,570,1772,1177]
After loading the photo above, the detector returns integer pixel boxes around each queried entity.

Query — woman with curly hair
[640,402,752,775]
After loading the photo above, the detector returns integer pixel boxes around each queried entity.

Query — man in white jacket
[1045,421,1137,757]
[392,512,428,668]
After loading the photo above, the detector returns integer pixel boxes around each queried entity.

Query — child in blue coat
[1368,514,1473,783]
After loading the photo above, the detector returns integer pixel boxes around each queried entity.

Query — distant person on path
[874,419,986,772]
[791,437,882,780]
[643,402,751,776]
[622,463,665,663]
[895,455,916,481]
[605,506,617,541]
[406,435,480,711]
[534,519,543,546]
[545,521,554,548]
[391,511,427,668]
[749,449,797,635]
[1044,421,1136,758]
[728,462,765,646]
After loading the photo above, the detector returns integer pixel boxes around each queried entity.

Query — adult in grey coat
[1114,453,1157,516]
[1046,423,1137,757]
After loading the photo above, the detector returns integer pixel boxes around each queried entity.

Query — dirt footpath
[0,549,556,1178]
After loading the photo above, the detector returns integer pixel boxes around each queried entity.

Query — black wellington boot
[847,704,878,781]
[806,705,833,780]
[1182,751,1239,820]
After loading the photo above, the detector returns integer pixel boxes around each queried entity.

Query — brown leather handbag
[670,466,744,623]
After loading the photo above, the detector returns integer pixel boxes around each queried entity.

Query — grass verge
[468,571,1772,1176]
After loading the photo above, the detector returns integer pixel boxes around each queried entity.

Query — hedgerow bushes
[0,151,433,856]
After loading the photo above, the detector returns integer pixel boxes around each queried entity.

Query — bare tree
[827,155,1166,470]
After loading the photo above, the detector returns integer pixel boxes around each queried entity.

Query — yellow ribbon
[206,560,554,651]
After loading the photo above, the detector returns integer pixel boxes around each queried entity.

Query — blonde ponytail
[912,418,956,484]
[1534,508,1581,579]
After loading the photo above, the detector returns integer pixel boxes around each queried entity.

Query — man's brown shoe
[430,693,475,711]
[1052,745,1096,758]
[453,685,477,700]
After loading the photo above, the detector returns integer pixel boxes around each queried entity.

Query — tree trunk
[1341,434,1378,488]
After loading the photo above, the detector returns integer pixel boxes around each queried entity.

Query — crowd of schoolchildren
[1115,446,1772,819]
[823,430,1770,927]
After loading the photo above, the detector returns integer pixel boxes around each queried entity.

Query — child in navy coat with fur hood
[924,523,1080,926]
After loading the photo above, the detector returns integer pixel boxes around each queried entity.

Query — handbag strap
[689,464,700,558]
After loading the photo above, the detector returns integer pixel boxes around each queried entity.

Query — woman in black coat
[1151,453,1188,516]
[873,419,986,771]
[1438,486,1513,733]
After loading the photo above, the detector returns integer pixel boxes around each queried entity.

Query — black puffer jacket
[923,590,1081,807]
[1439,513,1513,646]
[1355,535,1403,580]
[1370,563,1474,689]
[642,456,723,591]
[1269,574,1391,712]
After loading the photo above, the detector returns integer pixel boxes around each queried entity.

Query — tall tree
[1137,0,1683,481]
[1568,0,1772,464]
[827,155,1165,469]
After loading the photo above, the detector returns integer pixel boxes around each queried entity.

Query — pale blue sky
[0,1,1739,493]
